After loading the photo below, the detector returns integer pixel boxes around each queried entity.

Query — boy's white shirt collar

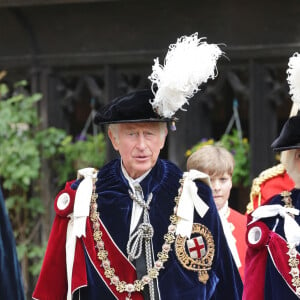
[218,201,242,269]
[218,201,229,218]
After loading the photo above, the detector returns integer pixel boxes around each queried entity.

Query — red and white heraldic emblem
[187,236,206,259]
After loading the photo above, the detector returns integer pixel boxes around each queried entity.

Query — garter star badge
[175,223,215,284]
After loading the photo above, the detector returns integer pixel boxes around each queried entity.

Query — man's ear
[160,127,168,150]
[108,128,119,151]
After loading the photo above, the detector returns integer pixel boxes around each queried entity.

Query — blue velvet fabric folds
[74,159,243,299]
[0,186,25,300]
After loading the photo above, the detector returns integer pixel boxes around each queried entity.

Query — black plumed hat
[271,115,300,151]
[94,89,172,125]
[94,34,223,126]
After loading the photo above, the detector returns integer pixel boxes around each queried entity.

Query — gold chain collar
[89,175,184,297]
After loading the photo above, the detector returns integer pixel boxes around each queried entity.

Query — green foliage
[27,243,48,276]
[0,94,41,190]
[0,80,106,283]
[219,130,250,187]
[55,133,106,185]
[0,84,59,283]
[0,82,68,277]
[186,129,250,187]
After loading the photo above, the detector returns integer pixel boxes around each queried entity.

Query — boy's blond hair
[187,144,235,177]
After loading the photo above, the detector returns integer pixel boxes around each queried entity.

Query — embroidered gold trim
[175,223,215,284]
[280,194,300,297]
[247,163,286,214]
[281,190,293,208]
[287,244,300,297]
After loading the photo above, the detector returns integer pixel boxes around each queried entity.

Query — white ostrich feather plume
[148,33,223,118]
[287,52,300,106]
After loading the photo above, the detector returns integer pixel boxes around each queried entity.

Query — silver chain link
[127,184,156,300]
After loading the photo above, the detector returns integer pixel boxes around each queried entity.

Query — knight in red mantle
[243,52,300,300]
[243,116,300,299]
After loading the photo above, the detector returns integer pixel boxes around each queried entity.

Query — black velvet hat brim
[271,116,300,151]
[95,118,171,125]
[94,89,174,125]
[271,144,300,151]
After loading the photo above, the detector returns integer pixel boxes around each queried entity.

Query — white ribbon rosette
[250,204,300,247]
[66,167,97,300]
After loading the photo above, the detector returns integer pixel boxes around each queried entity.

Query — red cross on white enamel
[187,236,206,259]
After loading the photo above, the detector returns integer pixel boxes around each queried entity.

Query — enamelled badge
[175,223,215,284]
[174,171,215,284]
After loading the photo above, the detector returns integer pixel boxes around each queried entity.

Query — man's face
[210,172,233,210]
[108,122,167,179]
[284,149,300,188]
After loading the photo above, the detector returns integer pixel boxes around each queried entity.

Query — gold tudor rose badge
[175,223,215,284]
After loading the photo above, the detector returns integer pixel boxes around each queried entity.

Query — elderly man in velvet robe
[33,34,243,300]
[33,89,242,300]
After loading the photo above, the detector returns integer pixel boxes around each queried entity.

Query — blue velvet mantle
[0,186,24,300]
[73,158,243,300]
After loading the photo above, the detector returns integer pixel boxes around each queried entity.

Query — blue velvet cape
[73,159,242,299]
[260,189,300,299]
[0,186,25,300]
